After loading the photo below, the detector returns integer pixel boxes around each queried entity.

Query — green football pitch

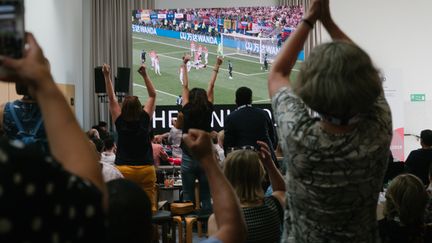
[132,32,301,105]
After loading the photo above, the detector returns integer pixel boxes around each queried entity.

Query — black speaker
[94,67,106,93]
[115,67,130,93]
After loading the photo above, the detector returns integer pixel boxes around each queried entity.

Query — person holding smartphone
[0,33,107,242]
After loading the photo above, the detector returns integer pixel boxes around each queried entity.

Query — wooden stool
[175,180,212,242]
[173,216,183,243]
[185,217,198,243]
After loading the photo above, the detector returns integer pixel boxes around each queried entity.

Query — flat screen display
[131,6,304,105]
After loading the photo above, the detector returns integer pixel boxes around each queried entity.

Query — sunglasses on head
[226,145,258,154]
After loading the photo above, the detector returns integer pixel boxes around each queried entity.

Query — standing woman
[180,55,222,210]
[268,0,392,241]
[103,64,157,211]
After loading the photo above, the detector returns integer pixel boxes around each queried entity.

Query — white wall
[156,0,279,9]
[24,0,90,127]
[323,0,432,157]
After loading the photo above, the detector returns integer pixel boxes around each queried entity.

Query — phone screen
[0,0,24,59]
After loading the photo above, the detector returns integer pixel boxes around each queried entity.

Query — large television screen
[131,6,304,106]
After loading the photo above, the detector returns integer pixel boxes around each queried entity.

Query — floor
[156,222,208,243]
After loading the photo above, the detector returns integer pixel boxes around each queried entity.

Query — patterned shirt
[243,196,283,243]
[272,87,392,243]
[0,138,105,242]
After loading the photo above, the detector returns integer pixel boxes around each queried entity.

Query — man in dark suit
[406,129,432,185]
[223,87,277,162]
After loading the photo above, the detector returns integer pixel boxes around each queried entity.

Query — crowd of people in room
[1,0,432,242]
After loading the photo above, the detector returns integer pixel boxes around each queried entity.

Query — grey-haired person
[268,0,392,242]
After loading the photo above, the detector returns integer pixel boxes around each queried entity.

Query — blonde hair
[384,174,428,226]
[223,150,265,203]
[293,41,382,119]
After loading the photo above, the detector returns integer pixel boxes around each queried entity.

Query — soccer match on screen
[132,6,304,106]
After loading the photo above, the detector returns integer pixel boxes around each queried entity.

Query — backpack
[7,102,43,145]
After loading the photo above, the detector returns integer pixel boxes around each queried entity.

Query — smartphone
[0,0,25,76]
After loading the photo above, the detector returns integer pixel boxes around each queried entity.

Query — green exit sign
[410,94,426,102]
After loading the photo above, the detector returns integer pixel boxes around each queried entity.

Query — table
[158,165,181,170]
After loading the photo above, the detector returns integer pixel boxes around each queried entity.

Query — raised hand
[320,0,332,25]
[102,64,111,77]
[215,56,223,66]
[0,33,52,91]
[304,0,322,23]
[182,129,214,163]
[183,54,191,64]
[257,141,273,166]
[138,64,147,76]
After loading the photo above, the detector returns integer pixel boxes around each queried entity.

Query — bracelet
[302,18,314,29]
[213,69,219,73]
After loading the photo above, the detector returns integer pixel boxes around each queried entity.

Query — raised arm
[102,64,121,122]
[257,140,286,208]
[1,33,107,208]
[320,0,352,42]
[183,129,246,243]
[181,56,190,106]
[268,0,321,97]
[207,56,223,103]
[138,65,156,117]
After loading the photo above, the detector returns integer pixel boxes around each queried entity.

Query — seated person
[101,136,116,165]
[150,131,169,166]
[93,121,110,140]
[405,129,432,185]
[168,114,183,158]
[87,128,100,140]
[0,33,106,241]
[90,137,123,183]
[208,141,285,243]
[379,174,432,242]
[425,166,432,224]
[0,83,48,152]
[107,179,153,243]
[211,130,225,166]
[101,161,124,183]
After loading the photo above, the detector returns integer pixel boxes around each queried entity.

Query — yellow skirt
[116,165,157,212]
